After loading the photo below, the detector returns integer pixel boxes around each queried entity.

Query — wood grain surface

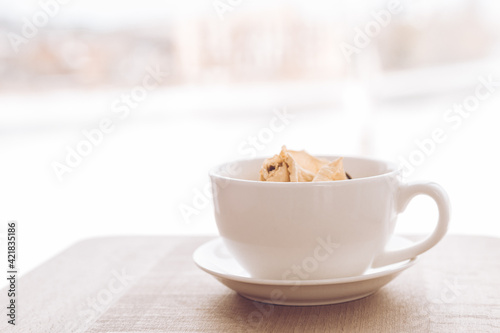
[1,235,499,333]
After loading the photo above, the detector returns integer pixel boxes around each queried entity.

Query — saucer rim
[193,236,418,286]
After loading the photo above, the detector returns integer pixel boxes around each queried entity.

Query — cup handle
[372,181,450,268]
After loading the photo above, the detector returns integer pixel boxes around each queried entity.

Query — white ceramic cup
[210,156,450,280]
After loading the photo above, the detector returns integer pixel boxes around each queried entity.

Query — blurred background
[1,0,500,277]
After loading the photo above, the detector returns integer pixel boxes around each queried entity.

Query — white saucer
[193,236,418,306]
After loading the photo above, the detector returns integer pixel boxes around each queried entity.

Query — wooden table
[1,235,499,333]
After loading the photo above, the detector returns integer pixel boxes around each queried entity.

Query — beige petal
[312,157,348,182]
[284,152,316,182]
[287,149,330,174]
[259,151,290,182]
[260,146,348,183]
[259,146,316,182]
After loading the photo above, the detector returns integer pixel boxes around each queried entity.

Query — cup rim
[209,155,401,186]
